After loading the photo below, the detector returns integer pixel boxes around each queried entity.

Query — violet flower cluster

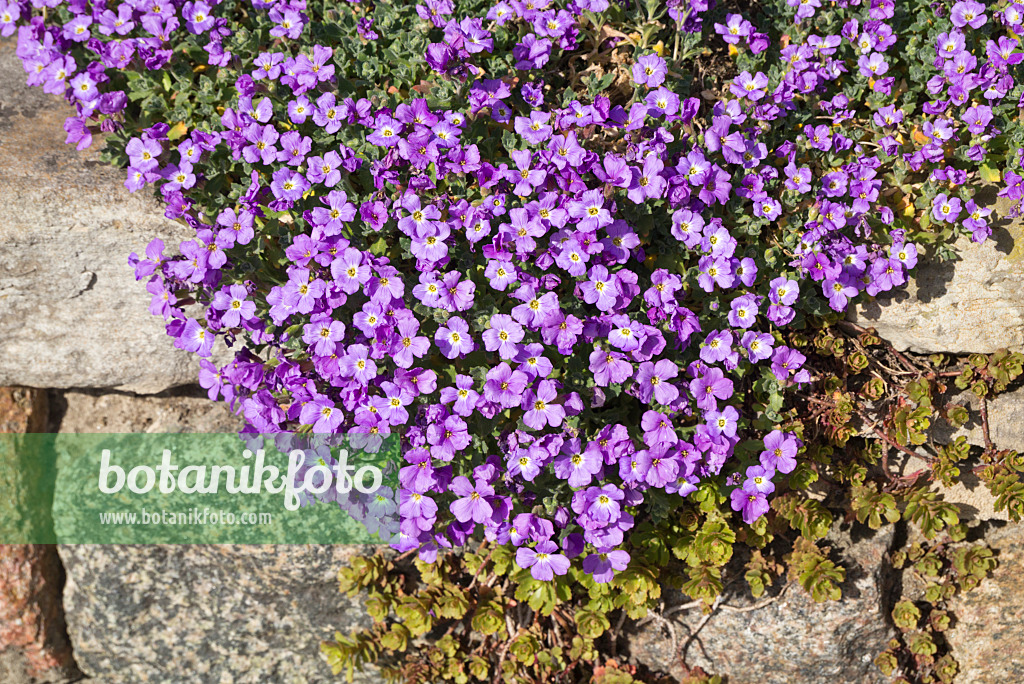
[10,0,1022,583]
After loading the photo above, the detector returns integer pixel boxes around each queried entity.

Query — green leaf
[979,163,1002,183]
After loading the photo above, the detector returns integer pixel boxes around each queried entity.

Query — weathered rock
[54,388,243,434]
[0,388,53,541]
[0,545,79,684]
[0,388,49,434]
[0,388,79,684]
[58,545,381,683]
[48,390,375,681]
[0,41,224,394]
[848,189,1024,355]
[629,524,896,683]
[944,523,1024,683]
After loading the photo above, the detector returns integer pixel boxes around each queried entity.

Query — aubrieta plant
[9,0,1024,606]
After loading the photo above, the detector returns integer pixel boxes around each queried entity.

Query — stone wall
[847,187,1024,355]
[0,40,229,394]
[2,33,1023,684]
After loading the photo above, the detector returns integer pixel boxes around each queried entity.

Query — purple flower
[302,316,346,356]
[126,137,162,172]
[514,110,553,145]
[700,329,734,364]
[552,441,603,487]
[483,313,525,359]
[589,349,634,387]
[932,193,962,223]
[760,430,800,473]
[951,1,986,28]
[744,465,776,495]
[548,132,586,169]
[516,343,553,379]
[299,396,343,433]
[582,549,630,583]
[516,540,570,581]
[554,240,590,276]
[635,446,679,487]
[427,415,471,461]
[963,200,992,241]
[706,405,739,437]
[485,362,529,408]
[1,3,22,36]
[508,447,543,482]
[270,168,309,203]
[306,150,343,187]
[484,260,518,291]
[867,257,907,295]
[770,346,807,383]
[511,289,560,328]
[690,367,734,411]
[635,360,680,405]
[522,379,565,430]
[742,331,775,362]
[727,294,759,329]
[63,15,92,42]
[270,8,303,39]
[581,486,626,528]
[580,265,620,312]
[697,255,734,292]
[512,33,552,70]
[198,360,227,401]
[731,71,769,100]
[179,318,214,357]
[287,96,312,124]
[440,374,480,417]
[567,189,612,231]
[243,124,280,165]
[768,276,798,306]
[183,1,215,33]
[212,284,256,328]
[730,486,770,525]
[715,14,751,44]
[641,410,677,446]
[339,345,377,385]
[391,318,430,369]
[632,53,667,87]
[449,476,495,524]
[857,52,889,78]
[435,316,475,359]
[425,42,455,73]
[506,149,547,196]
[627,155,668,203]
[608,318,643,352]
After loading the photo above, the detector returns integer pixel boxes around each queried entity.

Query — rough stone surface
[0,545,79,684]
[943,523,1024,684]
[848,189,1024,355]
[0,388,49,434]
[53,388,243,434]
[57,545,379,683]
[0,41,226,394]
[629,524,896,683]
[48,391,374,682]
[0,388,80,684]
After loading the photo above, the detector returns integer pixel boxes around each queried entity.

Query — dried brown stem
[868,424,925,463]
[466,541,493,592]
[979,392,994,452]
